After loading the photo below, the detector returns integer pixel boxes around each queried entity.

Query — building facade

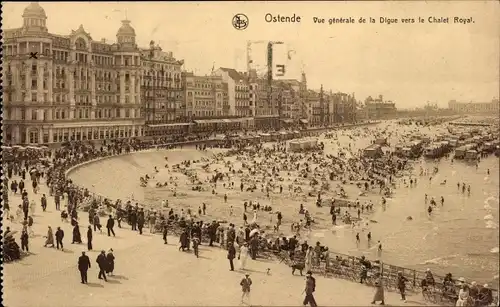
[140,41,185,137]
[3,2,144,145]
[215,68,252,117]
[364,95,397,119]
[448,99,499,114]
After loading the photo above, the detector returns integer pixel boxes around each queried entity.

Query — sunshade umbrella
[249,229,260,237]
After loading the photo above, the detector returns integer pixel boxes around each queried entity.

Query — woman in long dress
[44,226,54,247]
[455,284,470,306]
[305,246,313,273]
[72,222,82,244]
[240,243,249,270]
[251,210,257,224]
[371,274,385,305]
[106,249,115,276]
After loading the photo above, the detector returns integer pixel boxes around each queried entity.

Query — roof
[219,67,245,81]
[23,2,46,18]
[117,20,136,37]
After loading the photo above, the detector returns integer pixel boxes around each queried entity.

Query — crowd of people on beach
[3,121,499,306]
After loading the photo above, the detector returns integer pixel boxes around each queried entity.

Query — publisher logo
[233,14,249,30]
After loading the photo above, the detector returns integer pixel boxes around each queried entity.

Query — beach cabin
[363,144,383,159]
[465,150,478,161]
[454,146,468,159]
[374,138,388,146]
[259,133,272,142]
[394,144,405,156]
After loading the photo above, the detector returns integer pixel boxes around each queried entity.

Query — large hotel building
[2,2,183,144]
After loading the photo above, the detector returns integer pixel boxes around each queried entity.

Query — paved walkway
[4,175,430,307]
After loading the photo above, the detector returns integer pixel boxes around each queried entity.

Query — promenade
[4,174,430,306]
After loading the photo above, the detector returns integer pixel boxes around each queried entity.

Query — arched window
[75,37,87,51]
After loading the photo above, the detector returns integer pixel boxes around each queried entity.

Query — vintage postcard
[2,1,499,307]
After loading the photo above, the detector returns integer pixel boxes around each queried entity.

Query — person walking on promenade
[227,242,236,271]
[93,214,102,233]
[22,197,29,220]
[240,243,249,270]
[72,222,82,244]
[303,271,317,307]
[106,249,115,276]
[87,226,93,251]
[96,250,108,281]
[20,230,29,252]
[149,212,156,234]
[55,193,61,211]
[397,271,408,302]
[240,273,252,305]
[106,215,115,237]
[371,273,385,305]
[41,194,47,212]
[161,218,168,244]
[44,226,55,247]
[137,212,145,235]
[55,226,64,251]
[78,251,91,284]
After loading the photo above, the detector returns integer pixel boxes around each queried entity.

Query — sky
[3,1,499,108]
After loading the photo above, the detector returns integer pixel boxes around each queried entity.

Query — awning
[300,119,309,124]
[255,115,279,119]
[148,123,193,128]
[281,119,294,124]
[194,119,227,124]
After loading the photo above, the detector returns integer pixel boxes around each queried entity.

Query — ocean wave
[421,254,458,265]
[490,247,499,254]
[484,196,499,206]
[485,221,498,229]
[484,214,494,221]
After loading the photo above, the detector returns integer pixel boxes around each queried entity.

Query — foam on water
[484,214,494,221]
[421,254,459,265]
[485,221,498,229]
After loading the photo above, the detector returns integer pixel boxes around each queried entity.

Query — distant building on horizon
[448,99,499,114]
[364,95,397,119]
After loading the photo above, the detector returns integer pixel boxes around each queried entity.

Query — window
[29,130,38,144]
[32,79,37,89]
[31,110,37,120]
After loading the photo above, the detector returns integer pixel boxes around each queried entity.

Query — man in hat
[479,284,493,306]
[96,250,108,281]
[227,242,236,271]
[106,215,115,237]
[397,271,408,302]
[240,273,252,304]
[78,251,91,284]
[303,271,317,307]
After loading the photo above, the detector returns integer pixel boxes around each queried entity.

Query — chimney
[101,38,106,43]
